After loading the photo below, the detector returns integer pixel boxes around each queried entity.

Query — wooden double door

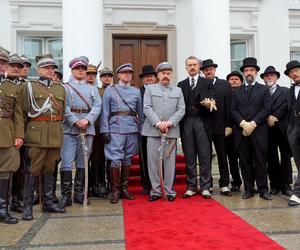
[113,36,167,88]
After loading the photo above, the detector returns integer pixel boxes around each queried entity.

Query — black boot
[22,174,36,221]
[52,161,59,203]
[120,165,135,200]
[73,168,86,204]
[33,176,40,205]
[110,166,120,204]
[60,171,72,208]
[0,178,18,224]
[42,174,66,213]
[10,169,24,213]
[98,162,109,197]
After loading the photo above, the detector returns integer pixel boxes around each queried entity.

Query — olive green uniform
[22,80,65,176]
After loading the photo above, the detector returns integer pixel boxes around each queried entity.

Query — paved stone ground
[1,163,299,250]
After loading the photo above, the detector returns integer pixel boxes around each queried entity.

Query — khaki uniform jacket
[22,80,65,148]
[0,79,24,147]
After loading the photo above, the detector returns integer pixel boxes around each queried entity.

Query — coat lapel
[248,82,259,104]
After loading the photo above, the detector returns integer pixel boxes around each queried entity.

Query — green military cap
[21,55,32,67]
[8,54,24,68]
[0,46,10,63]
[99,67,113,77]
[36,54,57,68]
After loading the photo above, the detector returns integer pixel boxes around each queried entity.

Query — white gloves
[240,120,257,137]
[200,98,217,112]
[267,115,278,127]
[225,127,233,137]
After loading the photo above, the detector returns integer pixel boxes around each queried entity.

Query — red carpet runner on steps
[123,155,284,250]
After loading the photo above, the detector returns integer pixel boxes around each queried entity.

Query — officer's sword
[158,133,168,201]
[79,131,89,207]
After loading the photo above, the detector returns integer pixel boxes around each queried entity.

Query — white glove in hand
[267,115,278,127]
[225,127,233,137]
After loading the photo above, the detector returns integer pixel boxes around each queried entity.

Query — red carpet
[123,185,284,250]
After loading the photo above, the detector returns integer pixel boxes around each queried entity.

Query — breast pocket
[169,92,180,108]
[4,92,18,110]
[25,125,42,145]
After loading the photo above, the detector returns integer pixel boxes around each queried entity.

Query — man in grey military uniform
[60,56,101,207]
[100,63,143,204]
[142,62,185,201]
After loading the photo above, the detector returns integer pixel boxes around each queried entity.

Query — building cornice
[10,0,62,7]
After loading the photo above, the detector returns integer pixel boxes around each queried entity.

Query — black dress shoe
[242,191,254,199]
[148,195,161,202]
[269,188,279,195]
[230,185,240,192]
[259,192,272,200]
[288,200,300,206]
[167,195,175,202]
[221,190,232,196]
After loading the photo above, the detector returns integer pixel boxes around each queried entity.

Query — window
[23,37,63,79]
[291,51,300,61]
[230,40,247,72]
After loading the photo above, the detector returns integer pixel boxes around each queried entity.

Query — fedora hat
[139,64,157,78]
[240,57,260,72]
[260,66,280,79]
[200,59,218,70]
[284,60,300,76]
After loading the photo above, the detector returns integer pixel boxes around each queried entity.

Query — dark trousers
[268,127,292,190]
[212,134,230,187]
[182,116,211,191]
[238,135,268,193]
[139,136,151,191]
[225,134,242,187]
[11,146,26,199]
[287,125,300,197]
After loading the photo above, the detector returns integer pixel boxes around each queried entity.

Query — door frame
[104,21,177,83]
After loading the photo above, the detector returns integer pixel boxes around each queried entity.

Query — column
[0,0,11,50]
[62,0,104,81]
[258,0,290,85]
[191,0,231,79]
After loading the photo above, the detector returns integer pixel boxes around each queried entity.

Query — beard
[245,75,255,84]
[266,81,275,87]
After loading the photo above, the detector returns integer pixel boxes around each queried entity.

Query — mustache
[162,77,170,81]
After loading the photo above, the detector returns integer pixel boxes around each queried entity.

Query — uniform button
[0,90,2,93]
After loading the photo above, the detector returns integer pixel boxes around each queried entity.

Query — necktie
[191,77,195,89]
[247,84,253,97]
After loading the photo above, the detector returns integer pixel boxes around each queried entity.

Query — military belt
[110,111,136,117]
[70,108,90,113]
[31,115,63,122]
[0,110,13,119]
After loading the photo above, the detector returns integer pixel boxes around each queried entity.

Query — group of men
[1,43,300,226]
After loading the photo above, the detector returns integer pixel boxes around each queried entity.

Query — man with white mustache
[261,66,293,197]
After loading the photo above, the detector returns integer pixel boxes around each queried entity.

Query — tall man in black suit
[139,65,157,194]
[285,60,300,206]
[261,66,293,197]
[226,71,243,192]
[201,59,232,196]
[178,56,215,199]
[231,57,272,200]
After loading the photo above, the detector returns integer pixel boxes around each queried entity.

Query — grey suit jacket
[142,83,185,138]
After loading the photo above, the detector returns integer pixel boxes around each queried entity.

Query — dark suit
[231,82,271,193]
[211,78,232,188]
[267,85,292,191]
[178,76,214,191]
[139,86,151,192]
[287,85,300,198]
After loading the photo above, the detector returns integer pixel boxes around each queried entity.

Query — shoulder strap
[65,83,92,110]
[112,85,136,114]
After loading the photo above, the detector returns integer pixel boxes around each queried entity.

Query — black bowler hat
[284,60,300,76]
[260,66,280,79]
[200,59,218,70]
[139,64,157,78]
[226,71,243,83]
[240,57,260,72]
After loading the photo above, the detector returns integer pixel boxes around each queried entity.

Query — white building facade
[1,0,300,86]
